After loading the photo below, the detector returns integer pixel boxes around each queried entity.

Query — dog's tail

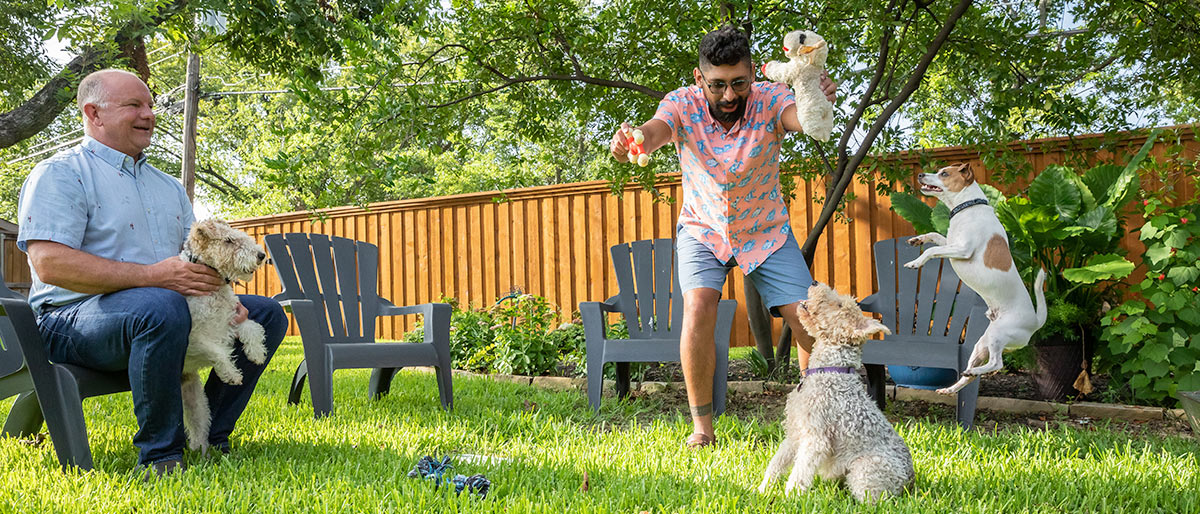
[1032,268,1048,329]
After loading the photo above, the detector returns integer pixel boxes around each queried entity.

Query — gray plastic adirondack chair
[0,274,131,470]
[264,233,452,418]
[580,238,737,415]
[859,237,990,429]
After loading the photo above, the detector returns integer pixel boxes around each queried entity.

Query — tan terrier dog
[759,283,914,503]
[179,219,268,453]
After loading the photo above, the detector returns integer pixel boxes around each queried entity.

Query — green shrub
[1100,200,1200,405]
[490,293,561,376]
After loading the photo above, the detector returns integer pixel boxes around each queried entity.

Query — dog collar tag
[949,198,989,220]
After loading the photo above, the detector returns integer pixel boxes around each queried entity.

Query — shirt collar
[82,136,146,176]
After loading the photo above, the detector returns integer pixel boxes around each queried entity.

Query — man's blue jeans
[36,287,287,466]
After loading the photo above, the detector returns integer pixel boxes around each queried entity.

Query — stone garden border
[436,369,1188,424]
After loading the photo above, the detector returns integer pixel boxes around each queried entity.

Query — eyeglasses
[702,75,751,94]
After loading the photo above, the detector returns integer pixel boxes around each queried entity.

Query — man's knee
[683,287,721,317]
[127,287,191,334]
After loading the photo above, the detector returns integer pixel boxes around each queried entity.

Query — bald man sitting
[17,69,287,479]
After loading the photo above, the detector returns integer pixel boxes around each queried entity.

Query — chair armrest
[378,302,451,319]
[858,293,883,314]
[579,299,621,344]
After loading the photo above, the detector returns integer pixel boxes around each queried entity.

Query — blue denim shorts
[675,225,814,317]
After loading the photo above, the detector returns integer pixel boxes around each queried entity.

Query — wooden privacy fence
[226,127,1198,347]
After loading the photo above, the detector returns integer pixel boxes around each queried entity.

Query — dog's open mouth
[920,183,943,193]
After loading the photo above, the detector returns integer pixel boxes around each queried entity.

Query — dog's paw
[907,236,926,246]
[245,344,267,365]
[215,368,244,386]
[757,482,771,495]
[903,258,923,269]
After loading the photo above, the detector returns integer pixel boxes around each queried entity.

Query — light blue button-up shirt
[17,136,194,312]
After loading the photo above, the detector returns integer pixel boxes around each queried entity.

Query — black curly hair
[698,25,751,69]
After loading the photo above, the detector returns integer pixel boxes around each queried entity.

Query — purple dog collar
[797,366,858,390]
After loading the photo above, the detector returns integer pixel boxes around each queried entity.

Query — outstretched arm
[780,74,838,133]
[609,119,671,162]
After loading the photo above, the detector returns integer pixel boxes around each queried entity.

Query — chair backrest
[0,268,60,385]
[265,233,382,343]
[871,237,986,342]
[609,239,684,339]
[0,275,32,379]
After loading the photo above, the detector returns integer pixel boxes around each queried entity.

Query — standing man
[610,26,836,448]
[17,69,288,477]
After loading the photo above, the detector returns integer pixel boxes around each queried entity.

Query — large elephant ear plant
[888,131,1160,344]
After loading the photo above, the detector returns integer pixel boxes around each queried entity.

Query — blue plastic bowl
[887,365,959,390]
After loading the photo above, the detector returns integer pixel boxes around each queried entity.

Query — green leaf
[1143,358,1169,378]
[979,184,1007,206]
[1123,129,1162,174]
[931,203,950,234]
[1062,254,1135,284]
[1178,372,1200,392]
[889,191,936,235]
[1179,307,1200,327]
[1168,266,1200,284]
[1146,244,1173,266]
[1029,166,1081,219]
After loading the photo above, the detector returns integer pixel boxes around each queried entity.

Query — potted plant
[889,133,1159,400]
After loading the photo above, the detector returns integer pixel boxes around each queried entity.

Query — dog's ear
[854,315,890,339]
[957,162,974,184]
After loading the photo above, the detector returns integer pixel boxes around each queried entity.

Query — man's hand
[146,257,223,296]
[820,73,837,103]
[231,301,249,325]
[610,122,634,163]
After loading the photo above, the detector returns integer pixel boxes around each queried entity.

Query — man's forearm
[26,241,150,294]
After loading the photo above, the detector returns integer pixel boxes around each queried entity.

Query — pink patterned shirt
[653,82,797,273]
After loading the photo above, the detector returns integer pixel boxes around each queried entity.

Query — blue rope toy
[408,455,491,499]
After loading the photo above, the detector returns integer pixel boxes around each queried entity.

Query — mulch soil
[608,359,1196,440]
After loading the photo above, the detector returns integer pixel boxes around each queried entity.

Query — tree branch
[426,74,665,109]
[802,0,974,260]
[0,0,191,150]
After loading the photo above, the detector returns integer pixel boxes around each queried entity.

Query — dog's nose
[257,251,266,262]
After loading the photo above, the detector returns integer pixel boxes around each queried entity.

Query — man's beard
[708,96,747,124]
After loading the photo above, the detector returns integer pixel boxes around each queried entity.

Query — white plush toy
[761,30,834,142]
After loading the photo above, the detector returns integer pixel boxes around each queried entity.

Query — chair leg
[956,378,981,430]
[586,345,604,413]
[3,391,45,439]
[865,364,887,411]
[614,362,631,400]
[368,368,398,400]
[43,369,94,471]
[713,338,730,418]
[435,365,453,411]
[306,353,334,418]
[288,360,309,405]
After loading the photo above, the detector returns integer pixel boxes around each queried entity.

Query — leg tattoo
[690,403,713,417]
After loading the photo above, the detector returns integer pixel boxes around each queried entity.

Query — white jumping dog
[904,163,1047,395]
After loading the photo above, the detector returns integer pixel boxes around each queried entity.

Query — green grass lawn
[1,338,1198,513]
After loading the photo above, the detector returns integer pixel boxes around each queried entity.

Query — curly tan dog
[758,283,914,503]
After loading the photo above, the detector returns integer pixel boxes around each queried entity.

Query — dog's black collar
[181,249,233,284]
[949,198,989,220]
